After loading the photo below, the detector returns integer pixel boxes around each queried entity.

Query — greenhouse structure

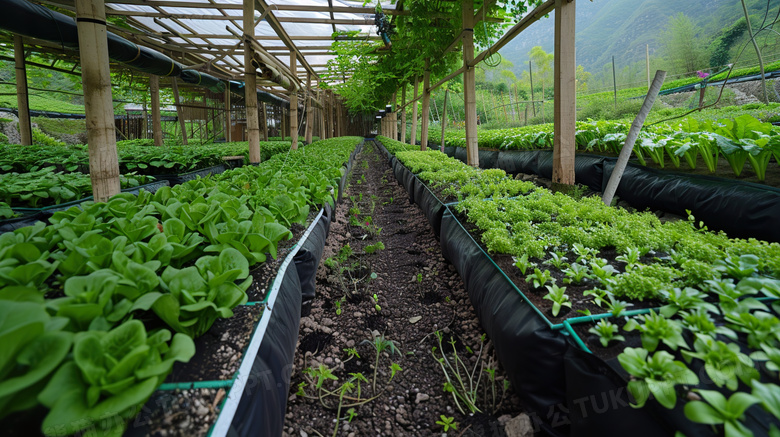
[1,0,780,436]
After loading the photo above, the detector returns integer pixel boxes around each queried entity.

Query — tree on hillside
[528,46,554,98]
[660,13,709,75]
[575,65,592,93]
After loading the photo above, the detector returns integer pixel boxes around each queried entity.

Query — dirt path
[282,142,525,437]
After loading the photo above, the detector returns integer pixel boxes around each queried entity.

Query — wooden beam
[552,0,576,187]
[254,0,318,80]
[13,36,32,146]
[150,74,163,147]
[244,0,261,163]
[76,0,120,202]
[290,52,299,150]
[410,76,418,146]
[471,0,556,67]
[463,0,478,166]
[420,59,431,151]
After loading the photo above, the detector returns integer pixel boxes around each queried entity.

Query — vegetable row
[379,135,780,436]
[0,141,293,175]
[0,142,295,209]
[443,114,780,181]
[0,136,362,436]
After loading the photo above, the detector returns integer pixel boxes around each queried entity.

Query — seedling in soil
[616,247,642,268]
[563,263,591,285]
[334,296,345,315]
[361,332,401,392]
[364,241,385,254]
[513,254,533,275]
[588,320,625,347]
[526,268,553,290]
[372,293,381,312]
[624,310,687,352]
[594,294,632,317]
[416,272,424,298]
[346,408,358,422]
[543,284,571,317]
[431,332,507,415]
[572,243,597,264]
[389,362,402,382]
[544,252,569,270]
[343,348,360,362]
[436,415,458,432]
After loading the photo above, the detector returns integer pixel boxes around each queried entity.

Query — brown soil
[283,142,525,437]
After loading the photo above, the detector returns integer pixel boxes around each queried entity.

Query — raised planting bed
[441,146,780,242]
[0,136,363,437]
[377,135,780,437]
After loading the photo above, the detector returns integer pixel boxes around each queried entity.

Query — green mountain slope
[499,0,780,74]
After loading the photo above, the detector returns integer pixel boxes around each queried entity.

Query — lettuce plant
[684,390,758,437]
[617,347,699,409]
[682,336,759,391]
[0,297,72,421]
[38,320,194,437]
[588,320,625,347]
[543,284,571,317]
[624,310,687,352]
[131,248,251,337]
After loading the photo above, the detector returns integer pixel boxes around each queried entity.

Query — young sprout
[543,284,571,317]
[588,320,625,347]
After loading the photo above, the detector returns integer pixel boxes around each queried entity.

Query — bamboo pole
[463,0,478,165]
[318,88,325,139]
[305,72,314,144]
[529,61,536,117]
[392,91,397,140]
[290,53,298,149]
[741,0,768,104]
[171,78,188,145]
[612,55,617,110]
[225,86,231,142]
[150,75,163,147]
[75,0,120,202]
[440,88,449,152]
[261,102,268,141]
[13,36,32,146]
[410,76,419,146]
[400,85,407,143]
[602,71,666,206]
[552,0,576,188]
[243,0,261,163]
[420,59,431,151]
[646,44,651,91]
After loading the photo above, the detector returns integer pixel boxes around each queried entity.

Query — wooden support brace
[420,59,431,151]
[410,76,419,146]
[290,52,299,149]
[244,0,261,163]
[13,36,32,146]
[552,0,576,187]
[463,0,478,166]
[150,75,163,147]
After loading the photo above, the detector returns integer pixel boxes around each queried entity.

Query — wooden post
[13,36,32,146]
[552,0,576,188]
[420,59,431,151]
[289,53,298,149]
[391,91,397,140]
[225,86,231,142]
[529,61,536,117]
[440,89,449,152]
[150,75,163,147]
[243,0,261,163]
[463,0,478,165]
[410,76,419,146]
[318,88,325,140]
[400,85,407,143]
[602,70,666,206]
[75,0,120,202]
[171,78,188,145]
[330,91,336,138]
[261,102,268,141]
[305,73,314,144]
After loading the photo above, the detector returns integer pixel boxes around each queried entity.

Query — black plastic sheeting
[180,69,226,93]
[444,147,780,242]
[377,139,780,437]
[227,260,302,437]
[228,81,291,110]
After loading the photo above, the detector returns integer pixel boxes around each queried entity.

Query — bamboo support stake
[290,53,298,149]
[440,89,449,152]
[75,0,120,202]
[243,0,261,163]
[13,36,32,146]
[529,61,536,117]
[410,76,419,146]
[225,86,231,142]
[318,88,325,139]
[305,72,314,144]
[420,59,431,150]
[400,85,407,143]
[646,44,651,91]
[261,102,268,141]
[171,78,188,145]
[612,56,617,110]
[150,75,163,147]
[392,91,397,140]
[602,70,666,206]
[552,0,576,188]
